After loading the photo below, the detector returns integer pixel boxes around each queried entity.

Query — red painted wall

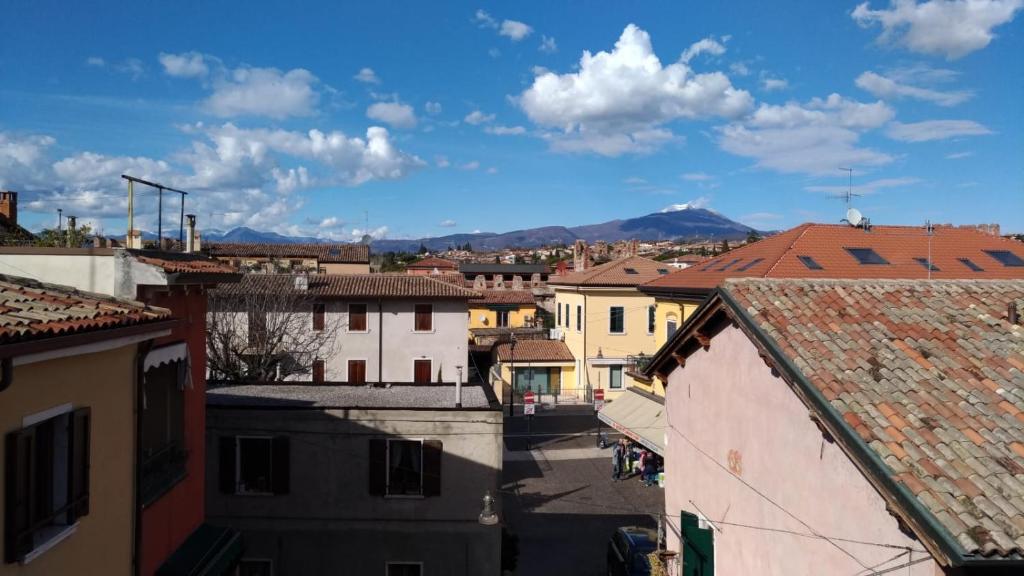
[138,287,209,576]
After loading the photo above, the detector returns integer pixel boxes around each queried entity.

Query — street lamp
[507,332,517,417]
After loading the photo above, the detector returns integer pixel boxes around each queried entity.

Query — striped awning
[597,388,666,456]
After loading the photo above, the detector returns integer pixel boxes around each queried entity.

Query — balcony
[625,354,654,383]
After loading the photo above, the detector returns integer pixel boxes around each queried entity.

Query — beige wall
[468,304,537,330]
[320,263,370,274]
[663,325,939,576]
[0,345,137,576]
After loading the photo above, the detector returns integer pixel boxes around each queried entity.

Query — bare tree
[207,284,343,382]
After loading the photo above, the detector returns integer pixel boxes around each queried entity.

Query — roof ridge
[763,223,813,277]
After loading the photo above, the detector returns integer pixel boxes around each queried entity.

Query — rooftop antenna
[834,167,860,211]
[925,220,935,280]
[57,208,63,233]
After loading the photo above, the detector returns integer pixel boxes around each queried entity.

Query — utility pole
[57,208,63,233]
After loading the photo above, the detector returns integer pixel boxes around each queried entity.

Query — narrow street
[501,406,664,576]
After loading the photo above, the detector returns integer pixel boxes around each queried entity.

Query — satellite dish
[846,208,864,227]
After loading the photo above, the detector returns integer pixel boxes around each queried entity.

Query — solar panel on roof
[983,250,1024,267]
[624,268,638,274]
[845,247,889,265]
[798,255,823,270]
[657,268,669,274]
[736,258,764,272]
[717,258,742,272]
[913,257,940,272]
[700,260,719,271]
[959,257,984,272]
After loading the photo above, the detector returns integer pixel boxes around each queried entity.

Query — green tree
[34,224,94,248]
[418,243,428,255]
[720,239,731,253]
[746,230,762,244]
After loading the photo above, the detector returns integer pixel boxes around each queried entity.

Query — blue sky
[1,0,1022,239]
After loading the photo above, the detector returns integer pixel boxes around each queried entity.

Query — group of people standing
[611,438,660,487]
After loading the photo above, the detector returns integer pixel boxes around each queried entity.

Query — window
[369,439,442,497]
[239,559,274,576]
[914,257,940,272]
[348,303,367,332]
[609,365,623,389]
[348,360,366,384]
[313,303,325,331]
[797,255,824,270]
[566,303,572,328]
[959,257,984,272]
[414,304,433,332]
[414,359,432,384]
[248,311,266,347]
[666,318,678,341]
[609,307,625,334]
[557,303,562,326]
[312,359,325,383]
[576,305,582,332]
[845,247,889,265]
[387,562,423,576]
[219,436,290,496]
[737,258,764,272]
[497,309,510,328]
[647,306,656,334]
[984,250,1024,267]
[700,261,719,271]
[4,407,90,563]
[717,258,742,271]
[141,355,187,505]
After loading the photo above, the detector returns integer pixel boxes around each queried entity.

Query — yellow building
[548,256,671,399]
[490,340,576,405]
[0,275,173,574]
[468,290,538,330]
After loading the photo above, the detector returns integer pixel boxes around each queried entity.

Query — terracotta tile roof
[206,242,370,264]
[407,257,458,270]
[427,272,467,287]
[549,256,671,287]
[494,339,574,362]
[641,223,1024,294]
[129,250,239,275]
[721,279,1024,561]
[469,290,537,306]
[215,274,481,299]
[0,274,171,344]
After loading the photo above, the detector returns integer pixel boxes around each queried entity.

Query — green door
[680,511,714,576]
[514,368,550,394]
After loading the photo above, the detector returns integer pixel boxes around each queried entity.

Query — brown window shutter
[348,360,366,384]
[350,304,368,331]
[272,436,290,494]
[5,429,32,563]
[313,359,325,383]
[313,303,325,331]
[415,304,432,331]
[219,436,237,494]
[69,407,91,520]
[369,439,387,496]
[422,440,443,497]
[414,359,431,384]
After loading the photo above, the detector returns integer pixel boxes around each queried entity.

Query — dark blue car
[606,526,657,576]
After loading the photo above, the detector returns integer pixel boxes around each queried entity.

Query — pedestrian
[611,439,624,481]
[643,453,659,487]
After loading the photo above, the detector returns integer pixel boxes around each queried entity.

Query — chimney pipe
[66,216,77,248]
[455,366,463,408]
[185,214,197,253]
[1010,302,1019,326]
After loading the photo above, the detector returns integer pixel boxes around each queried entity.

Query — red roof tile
[215,274,480,299]
[207,242,370,264]
[407,257,458,270]
[549,256,671,287]
[494,339,574,362]
[130,250,239,275]
[641,223,1024,294]
[0,274,171,344]
[469,290,536,306]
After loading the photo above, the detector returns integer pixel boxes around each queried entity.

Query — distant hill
[170,206,756,252]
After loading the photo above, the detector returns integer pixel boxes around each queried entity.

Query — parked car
[607,526,657,576]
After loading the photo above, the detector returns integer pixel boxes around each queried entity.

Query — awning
[155,523,242,576]
[598,388,666,456]
[144,342,188,372]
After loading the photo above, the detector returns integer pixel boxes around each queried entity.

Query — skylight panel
[737,258,764,272]
[717,258,742,272]
[983,250,1024,267]
[913,258,940,272]
[700,261,719,272]
[624,268,638,275]
[797,255,823,270]
[845,247,889,265]
[959,258,984,272]
[657,268,669,275]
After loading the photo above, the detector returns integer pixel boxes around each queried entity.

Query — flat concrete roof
[207,382,497,410]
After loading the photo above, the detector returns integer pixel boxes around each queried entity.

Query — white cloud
[517,24,753,156]
[660,197,710,212]
[459,161,480,171]
[439,219,457,227]
[425,101,442,115]
[315,216,343,229]
[354,67,381,84]
[485,125,526,135]
[85,56,105,67]
[946,151,973,159]
[474,9,497,28]
[435,155,450,168]
[852,0,1024,59]
[488,47,502,59]
[486,167,498,174]
[855,71,971,106]
[729,62,751,76]
[366,101,418,129]
[623,176,648,185]
[500,20,533,41]
[205,67,320,119]
[805,177,921,194]
[539,35,558,53]
[886,119,992,141]
[680,37,727,63]
[761,77,789,91]
[0,132,56,190]
[464,110,496,125]
[681,172,715,181]
[717,94,895,174]
[159,52,209,78]
[351,226,388,240]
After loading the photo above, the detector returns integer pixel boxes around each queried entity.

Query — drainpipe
[377,298,383,385]
[455,366,463,408]
[583,291,589,400]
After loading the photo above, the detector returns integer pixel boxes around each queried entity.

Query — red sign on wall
[594,388,605,401]
[524,391,536,404]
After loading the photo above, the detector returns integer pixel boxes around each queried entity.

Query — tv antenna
[832,167,860,210]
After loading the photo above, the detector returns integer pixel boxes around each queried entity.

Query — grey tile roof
[207,383,495,409]
[213,273,481,299]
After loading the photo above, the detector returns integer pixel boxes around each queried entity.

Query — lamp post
[507,332,517,417]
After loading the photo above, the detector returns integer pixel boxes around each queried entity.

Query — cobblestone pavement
[501,411,663,576]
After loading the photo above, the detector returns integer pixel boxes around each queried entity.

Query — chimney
[473,275,487,291]
[1010,302,1019,325]
[193,230,202,252]
[573,240,587,272]
[294,274,309,291]
[512,275,524,290]
[0,191,17,226]
[493,275,505,290]
[530,272,541,288]
[185,214,197,253]
[127,229,143,249]
[66,216,77,248]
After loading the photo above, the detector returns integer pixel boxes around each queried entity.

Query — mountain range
[198,206,758,252]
